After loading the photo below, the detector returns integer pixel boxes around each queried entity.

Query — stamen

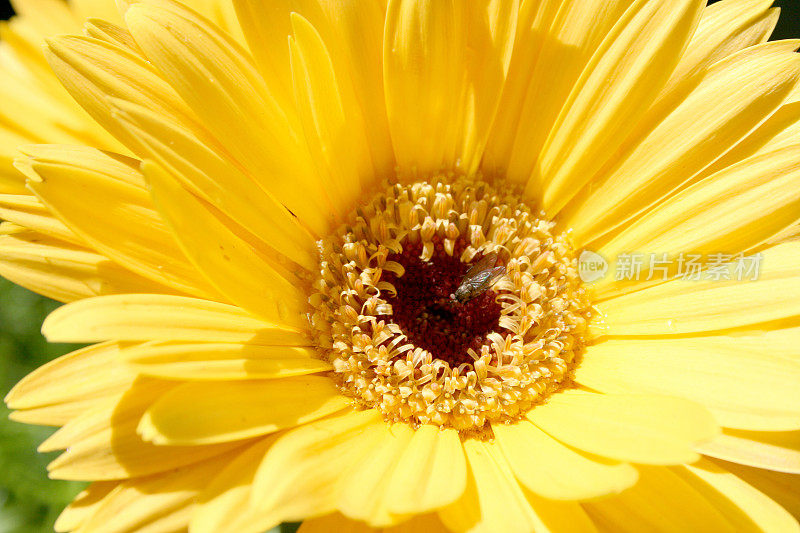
[309,175,592,431]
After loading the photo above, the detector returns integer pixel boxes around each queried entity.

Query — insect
[450,251,506,303]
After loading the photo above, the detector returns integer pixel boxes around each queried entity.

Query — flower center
[309,175,592,431]
[381,240,504,367]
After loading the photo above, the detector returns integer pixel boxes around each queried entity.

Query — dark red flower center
[381,238,504,366]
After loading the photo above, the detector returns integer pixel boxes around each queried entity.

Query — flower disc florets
[310,175,592,431]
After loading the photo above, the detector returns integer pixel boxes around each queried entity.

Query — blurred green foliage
[0,279,85,532]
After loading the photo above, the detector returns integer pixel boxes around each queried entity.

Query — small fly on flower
[450,251,506,303]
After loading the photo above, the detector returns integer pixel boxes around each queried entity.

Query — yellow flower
[2,0,800,531]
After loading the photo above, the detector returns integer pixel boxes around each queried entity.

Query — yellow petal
[0,231,169,302]
[563,41,800,245]
[312,0,395,180]
[485,0,629,182]
[698,429,800,474]
[701,96,800,178]
[289,13,372,215]
[676,459,799,533]
[383,0,467,177]
[596,241,800,336]
[527,390,719,465]
[438,439,596,533]
[46,378,242,480]
[191,437,278,533]
[0,193,79,244]
[143,161,306,328]
[456,0,519,175]
[666,0,776,90]
[9,400,107,427]
[338,423,416,526]
[82,17,143,53]
[298,513,449,533]
[22,144,219,298]
[577,338,800,431]
[123,342,331,381]
[711,458,800,518]
[596,144,800,289]
[109,98,317,271]
[43,34,202,156]
[54,482,118,533]
[384,425,467,515]
[227,0,305,121]
[124,0,336,235]
[77,449,245,533]
[494,420,638,500]
[535,0,704,214]
[42,294,308,345]
[581,465,739,532]
[138,376,350,445]
[250,409,383,524]
[5,341,133,411]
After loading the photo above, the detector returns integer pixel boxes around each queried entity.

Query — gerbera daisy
[2,0,800,531]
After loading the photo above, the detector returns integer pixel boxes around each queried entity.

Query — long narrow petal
[457,0,519,174]
[54,482,118,533]
[563,42,800,245]
[298,513,449,533]
[228,0,310,120]
[289,14,371,216]
[5,342,134,411]
[699,97,800,178]
[666,0,776,89]
[383,0,467,177]
[144,161,307,328]
[110,98,318,271]
[22,145,219,298]
[698,429,800,474]
[337,423,416,526]
[122,342,331,381]
[576,338,800,431]
[42,294,309,345]
[597,241,800,336]
[124,0,337,235]
[76,451,246,533]
[527,390,719,465]
[535,0,704,213]
[494,421,638,501]
[43,34,203,156]
[45,378,243,480]
[383,425,467,515]
[313,0,395,180]
[191,437,278,533]
[581,465,742,531]
[596,144,800,293]
[439,439,596,533]
[0,231,168,302]
[484,0,628,182]
[711,458,800,518]
[0,193,79,244]
[250,409,384,524]
[675,459,799,533]
[138,376,350,445]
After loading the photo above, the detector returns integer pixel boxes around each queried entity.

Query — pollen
[309,175,592,431]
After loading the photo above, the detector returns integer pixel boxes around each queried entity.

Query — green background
[0,280,84,532]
